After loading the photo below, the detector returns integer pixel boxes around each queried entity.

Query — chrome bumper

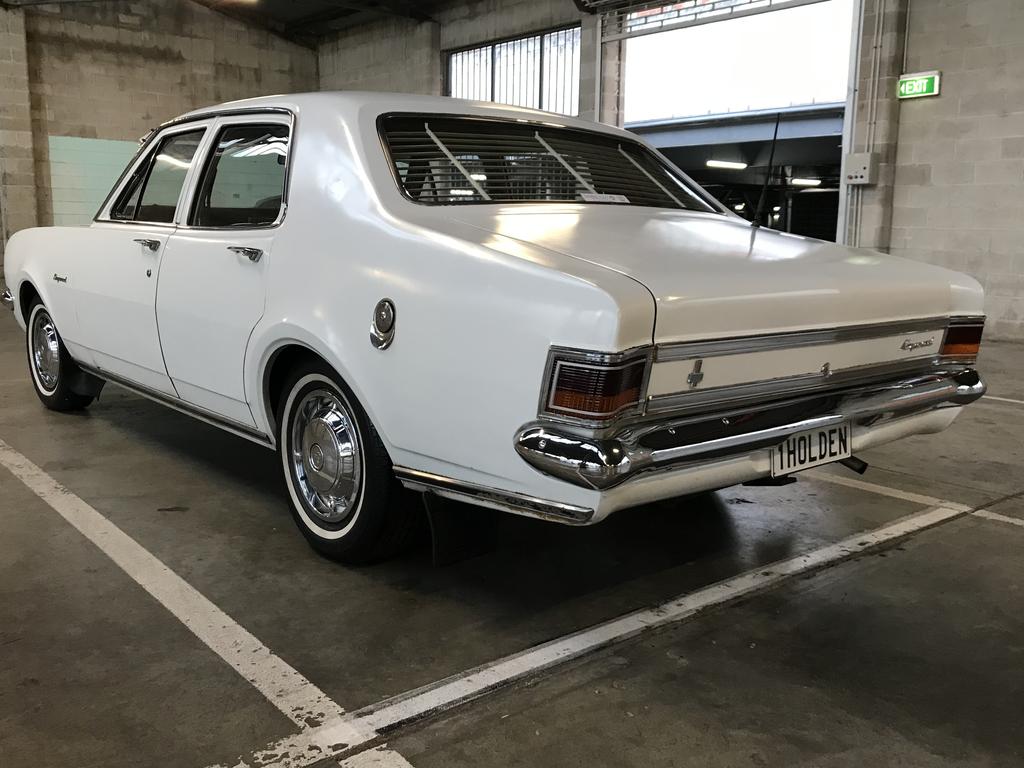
[515,367,985,490]
[0,288,12,312]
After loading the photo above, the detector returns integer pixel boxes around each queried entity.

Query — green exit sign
[898,71,941,99]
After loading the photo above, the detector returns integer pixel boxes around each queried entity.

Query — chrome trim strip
[1,288,13,312]
[393,466,595,525]
[654,317,950,362]
[646,356,939,415]
[81,364,274,449]
[515,367,985,490]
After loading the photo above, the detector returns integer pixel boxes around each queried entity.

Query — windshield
[380,114,719,212]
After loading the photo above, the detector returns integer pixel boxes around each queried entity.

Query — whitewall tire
[277,360,417,563]
[26,300,94,412]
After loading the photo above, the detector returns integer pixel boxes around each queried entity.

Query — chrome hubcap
[31,309,60,392]
[290,388,362,525]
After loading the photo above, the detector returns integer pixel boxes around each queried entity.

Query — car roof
[168,91,635,140]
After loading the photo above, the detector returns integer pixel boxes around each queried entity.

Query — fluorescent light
[450,189,474,196]
[791,177,821,186]
[470,173,487,181]
[733,203,746,211]
[772,213,781,221]
[772,205,782,212]
[707,159,748,170]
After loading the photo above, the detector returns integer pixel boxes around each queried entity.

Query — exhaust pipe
[839,456,869,475]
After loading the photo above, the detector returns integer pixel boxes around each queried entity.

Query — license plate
[770,422,851,477]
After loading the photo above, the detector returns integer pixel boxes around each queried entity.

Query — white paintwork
[1,92,986,522]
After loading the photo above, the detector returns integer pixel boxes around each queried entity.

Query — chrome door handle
[227,246,263,263]
[133,238,160,252]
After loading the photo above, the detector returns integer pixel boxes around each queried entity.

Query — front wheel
[26,300,94,412]
[278,361,417,563]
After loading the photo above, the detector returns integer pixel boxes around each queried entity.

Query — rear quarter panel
[244,107,654,506]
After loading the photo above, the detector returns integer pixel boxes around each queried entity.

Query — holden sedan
[1,92,986,562]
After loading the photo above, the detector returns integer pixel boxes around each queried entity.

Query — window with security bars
[380,114,718,212]
[446,27,582,116]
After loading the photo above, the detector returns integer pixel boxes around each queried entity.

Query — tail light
[543,350,649,422]
[940,318,984,362]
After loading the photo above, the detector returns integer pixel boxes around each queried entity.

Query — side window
[191,124,290,228]
[110,129,205,224]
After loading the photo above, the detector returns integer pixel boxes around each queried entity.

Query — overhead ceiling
[0,1,449,46]
[191,0,449,44]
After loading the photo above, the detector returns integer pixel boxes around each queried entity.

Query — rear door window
[190,124,290,228]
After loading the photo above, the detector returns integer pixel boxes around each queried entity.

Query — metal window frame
[444,23,583,115]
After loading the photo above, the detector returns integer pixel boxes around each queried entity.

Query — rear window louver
[380,114,715,211]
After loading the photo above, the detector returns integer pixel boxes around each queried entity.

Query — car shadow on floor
[86,389,777,614]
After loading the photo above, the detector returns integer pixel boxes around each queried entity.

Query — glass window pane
[192,124,289,228]
[121,130,204,224]
[382,114,717,212]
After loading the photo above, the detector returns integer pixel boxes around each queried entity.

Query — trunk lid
[447,206,980,344]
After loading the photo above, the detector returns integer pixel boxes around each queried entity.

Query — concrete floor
[0,313,1022,768]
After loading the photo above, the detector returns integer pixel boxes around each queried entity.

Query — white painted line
[983,395,1024,407]
[0,438,365,742]
[229,503,967,768]
[974,509,1024,529]
[340,746,417,768]
[804,469,971,511]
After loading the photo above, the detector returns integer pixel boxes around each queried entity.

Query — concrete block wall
[0,6,38,264]
[317,0,619,123]
[318,16,441,94]
[887,0,1024,340]
[23,0,317,236]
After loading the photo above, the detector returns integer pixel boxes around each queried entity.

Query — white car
[1,92,986,562]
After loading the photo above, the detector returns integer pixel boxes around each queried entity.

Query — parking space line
[227,503,967,768]
[974,509,1024,529]
[0,439,367,742]
[805,469,971,510]
[339,746,417,768]
[984,395,1024,406]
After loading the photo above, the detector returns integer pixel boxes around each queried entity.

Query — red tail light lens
[941,320,984,361]
[546,356,646,421]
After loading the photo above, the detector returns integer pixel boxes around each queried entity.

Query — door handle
[227,246,263,263]
[133,238,161,252]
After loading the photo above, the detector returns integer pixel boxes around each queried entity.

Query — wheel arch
[17,279,41,326]
[261,341,326,436]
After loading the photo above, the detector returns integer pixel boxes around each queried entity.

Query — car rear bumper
[514,366,985,492]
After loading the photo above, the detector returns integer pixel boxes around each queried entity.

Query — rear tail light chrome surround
[940,317,985,363]
[539,346,653,427]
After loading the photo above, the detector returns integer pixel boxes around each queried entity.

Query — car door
[75,124,210,395]
[156,116,291,427]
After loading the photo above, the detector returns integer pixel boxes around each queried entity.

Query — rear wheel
[277,360,417,563]
[26,300,94,411]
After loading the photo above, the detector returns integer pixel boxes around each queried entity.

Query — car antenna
[752,113,781,229]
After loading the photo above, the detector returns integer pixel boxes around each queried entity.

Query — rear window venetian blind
[380,114,717,212]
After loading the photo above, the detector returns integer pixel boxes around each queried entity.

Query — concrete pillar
[845,0,909,251]
[578,14,625,127]
[0,6,38,267]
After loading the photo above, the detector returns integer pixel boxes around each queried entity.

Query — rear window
[380,114,717,212]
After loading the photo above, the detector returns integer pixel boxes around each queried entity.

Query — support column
[0,5,38,268]
[578,14,625,127]
[845,0,909,251]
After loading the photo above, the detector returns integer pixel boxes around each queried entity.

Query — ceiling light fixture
[706,159,748,170]
[791,178,822,187]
